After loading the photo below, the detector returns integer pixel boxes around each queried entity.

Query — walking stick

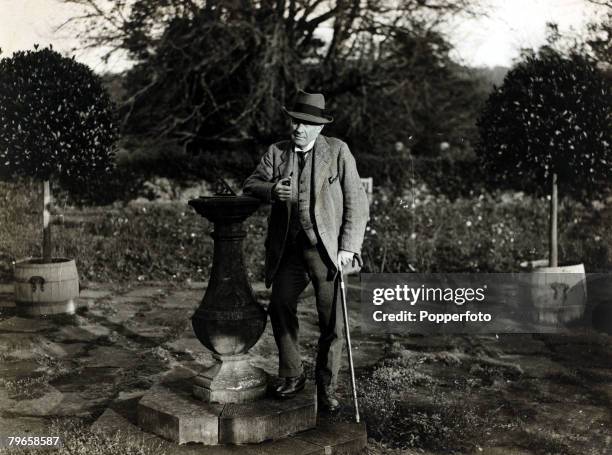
[338,263,360,423]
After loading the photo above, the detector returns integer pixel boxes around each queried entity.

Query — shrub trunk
[42,180,52,262]
[549,173,558,267]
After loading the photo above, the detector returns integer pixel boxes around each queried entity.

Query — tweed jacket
[243,134,369,288]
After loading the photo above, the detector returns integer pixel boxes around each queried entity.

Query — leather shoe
[275,373,306,399]
[317,387,341,413]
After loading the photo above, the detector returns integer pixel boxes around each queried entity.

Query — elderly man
[243,90,369,411]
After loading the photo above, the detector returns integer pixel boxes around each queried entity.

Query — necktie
[298,152,308,173]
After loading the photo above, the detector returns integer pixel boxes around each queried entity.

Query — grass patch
[0,356,72,400]
[0,376,50,400]
[0,418,166,455]
[359,355,486,452]
[517,427,584,455]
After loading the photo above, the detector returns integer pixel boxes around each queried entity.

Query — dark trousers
[269,233,344,390]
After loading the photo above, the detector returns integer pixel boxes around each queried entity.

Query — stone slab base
[95,406,366,455]
[192,357,268,403]
[192,382,268,403]
[137,379,323,445]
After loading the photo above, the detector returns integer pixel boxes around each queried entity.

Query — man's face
[291,119,324,148]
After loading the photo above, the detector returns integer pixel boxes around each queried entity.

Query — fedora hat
[283,90,333,124]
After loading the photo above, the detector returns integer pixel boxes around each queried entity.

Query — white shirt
[294,139,316,153]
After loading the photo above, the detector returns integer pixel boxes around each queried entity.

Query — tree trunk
[42,180,52,262]
[549,173,558,268]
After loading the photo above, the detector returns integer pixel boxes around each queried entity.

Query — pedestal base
[98,404,367,454]
[137,379,316,444]
[192,354,268,403]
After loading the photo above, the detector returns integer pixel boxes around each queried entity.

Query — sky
[0,0,606,73]
[449,0,604,67]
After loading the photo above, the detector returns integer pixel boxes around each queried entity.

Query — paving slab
[52,342,89,358]
[0,317,57,333]
[92,408,157,441]
[50,366,120,393]
[54,324,112,343]
[79,288,114,300]
[123,322,173,342]
[0,416,52,436]
[81,346,143,369]
[122,287,168,298]
[46,392,110,417]
[0,334,66,359]
[0,359,41,379]
[165,336,215,358]
[0,385,64,416]
[184,281,208,290]
[107,295,155,305]
[158,365,201,383]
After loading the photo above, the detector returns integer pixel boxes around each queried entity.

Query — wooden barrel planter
[14,258,79,316]
[522,260,587,325]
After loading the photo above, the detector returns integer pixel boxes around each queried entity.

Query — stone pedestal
[192,354,268,403]
[137,380,317,445]
[131,195,370,452]
[187,196,268,404]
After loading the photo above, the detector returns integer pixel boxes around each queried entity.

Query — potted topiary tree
[477,49,612,324]
[0,46,117,315]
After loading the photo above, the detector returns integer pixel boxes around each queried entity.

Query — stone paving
[0,281,373,454]
[0,281,611,454]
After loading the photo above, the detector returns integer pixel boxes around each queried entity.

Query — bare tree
[59,0,486,150]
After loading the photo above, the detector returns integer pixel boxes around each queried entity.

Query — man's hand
[273,178,292,201]
[337,250,355,269]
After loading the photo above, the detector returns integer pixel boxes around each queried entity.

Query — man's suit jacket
[243,134,369,288]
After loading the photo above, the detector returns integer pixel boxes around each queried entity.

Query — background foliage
[0,47,117,186]
[3,181,611,283]
[477,49,612,200]
[0,1,611,276]
[62,0,488,159]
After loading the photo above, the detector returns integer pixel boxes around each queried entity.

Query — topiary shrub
[0,46,118,261]
[477,50,612,267]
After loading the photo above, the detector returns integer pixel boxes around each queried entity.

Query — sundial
[213,178,236,196]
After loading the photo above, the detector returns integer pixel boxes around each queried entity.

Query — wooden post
[549,173,558,268]
[42,180,52,262]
